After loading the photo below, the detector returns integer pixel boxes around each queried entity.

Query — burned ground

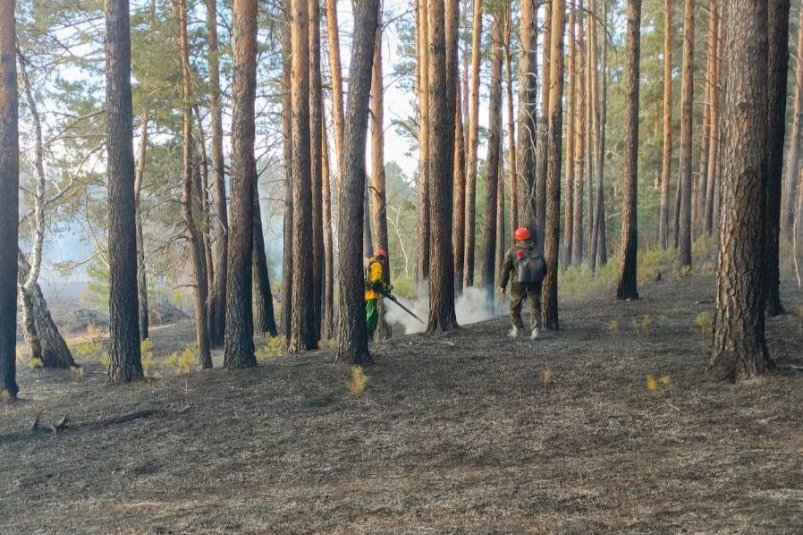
[1,275,802,534]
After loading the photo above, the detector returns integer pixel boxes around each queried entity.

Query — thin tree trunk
[105,0,143,383]
[224,0,258,368]
[616,0,642,301]
[253,183,279,336]
[464,0,482,289]
[563,6,576,268]
[782,6,803,241]
[536,0,552,244]
[572,5,586,266]
[309,0,324,341]
[453,70,466,292]
[496,136,506,287]
[597,0,609,267]
[363,184,373,257]
[207,0,228,348]
[518,0,538,235]
[321,106,334,340]
[427,0,458,333]
[589,0,603,271]
[176,0,211,369]
[764,0,791,317]
[194,110,214,322]
[289,0,316,352]
[417,0,431,290]
[482,12,503,303]
[542,0,566,331]
[695,0,716,232]
[678,0,695,267]
[585,1,595,257]
[370,18,389,283]
[659,0,673,249]
[281,6,293,340]
[134,111,149,341]
[708,0,773,381]
[336,0,380,364]
[501,7,517,231]
[704,5,721,236]
[325,0,345,173]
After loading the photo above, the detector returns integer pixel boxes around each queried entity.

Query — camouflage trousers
[510,282,542,329]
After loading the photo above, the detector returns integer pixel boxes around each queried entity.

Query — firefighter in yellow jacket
[365,249,391,339]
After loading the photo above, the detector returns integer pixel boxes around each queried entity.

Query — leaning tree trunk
[105,0,142,383]
[658,0,672,249]
[514,0,536,232]
[224,0,258,369]
[542,0,566,331]
[177,0,212,369]
[18,253,74,368]
[427,0,458,333]
[309,0,324,342]
[482,13,503,305]
[253,183,278,337]
[782,6,803,241]
[678,0,695,268]
[207,0,228,348]
[708,0,773,381]
[0,0,17,396]
[764,0,790,317]
[616,0,642,301]
[336,0,380,364]
[464,0,482,288]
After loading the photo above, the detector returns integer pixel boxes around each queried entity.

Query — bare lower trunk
[281,6,293,341]
[704,6,721,236]
[562,7,576,268]
[482,14,502,303]
[536,1,552,244]
[464,0,482,289]
[253,183,278,336]
[658,0,672,249]
[572,4,586,266]
[678,0,695,267]
[417,0,431,290]
[321,109,334,340]
[309,0,324,341]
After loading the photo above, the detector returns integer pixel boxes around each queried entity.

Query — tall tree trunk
[678,0,695,268]
[542,0,566,331]
[708,0,773,381]
[309,0,324,341]
[370,18,389,283]
[427,0,458,333]
[336,0,380,364]
[224,0,258,369]
[518,0,538,235]
[596,0,609,267]
[496,136,506,287]
[482,13,503,304]
[253,183,278,336]
[321,106,334,339]
[572,5,586,266]
[536,0,552,244]
[17,253,74,368]
[325,0,345,173]
[416,0,431,290]
[289,0,316,352]
[585,0,595,257]
[453,70,466,292]
[658,0,673,249]
[695,1,716,232]
[764,0,790,317]
[134,111,149,341]
[589,0,603,271]
[176,0,212,369]
[207,0,228,348]
[782,6,803,241]
[105,0,142,383]
[363,185,373,257]
[501,6,517,232]
[464,0,482,288]
[704,5,721,236]
[196,112,215,314]
[562,6,576,268]
[616,0,642,301]
[281,6,293,341]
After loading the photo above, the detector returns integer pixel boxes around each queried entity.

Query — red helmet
[374,248,388,260]
[514,227,531,241]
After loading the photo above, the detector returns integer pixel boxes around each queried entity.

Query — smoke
[384,284,506,335]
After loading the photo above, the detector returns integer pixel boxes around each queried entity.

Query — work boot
[530,327,541,340]
[508,326,520,338]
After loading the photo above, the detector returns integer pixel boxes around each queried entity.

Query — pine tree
[678,0,695,267]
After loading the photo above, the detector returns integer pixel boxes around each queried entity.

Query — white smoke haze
[384,284,507,335]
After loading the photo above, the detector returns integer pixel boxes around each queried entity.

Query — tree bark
[207,0,228,348]
[572,5,586,266]
[336,0,380,364]
[427,0,458,333]
[503,8,517,233]
[764,0,790,317]
[496,135,506,287]
[678,0,695,267]
[416,0,431,291]
[134,111,149,341]
[253,183,278,337]
[616,0,642,301]
[482,13,503,303]
[596,0,609,267]
[695,0,716,232]
[289,0,316,352]
[321,106,334,340]
[105,0,143,383]
[658,0,672,249]
[309,0,324,341]
[589,0,603,271]
[453,68,466,292]
[782,6,803,241]
[464,0,482,289]
[325,0,345,174]
[542,0,566,331]
[708,0,773,381]
[518,0,538,235]
[370,18,389,283]
[176,0,212,369]
[704,6,721,236]
[562,6,576,268]
[281,5,293,341]
[224,0,258,368]
[536,1,551,244]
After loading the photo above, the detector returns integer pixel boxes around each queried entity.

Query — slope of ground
[1,276,802,534]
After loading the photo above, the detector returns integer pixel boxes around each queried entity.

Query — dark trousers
[510,281,542,329]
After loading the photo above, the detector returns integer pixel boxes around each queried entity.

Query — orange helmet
[514,227,531,241]
[374,249,388,260]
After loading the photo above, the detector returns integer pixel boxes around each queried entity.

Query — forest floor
[1,274,802,534]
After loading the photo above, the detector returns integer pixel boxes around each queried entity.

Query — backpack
[515,247,546,284]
